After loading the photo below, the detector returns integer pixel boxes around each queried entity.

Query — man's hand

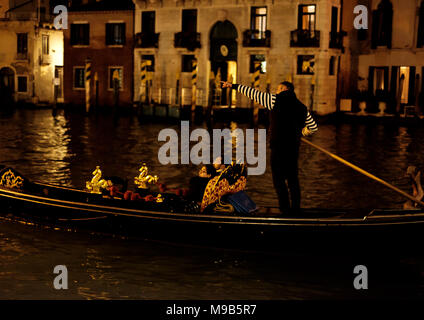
[302,127,312,137]
[221,81,232,89]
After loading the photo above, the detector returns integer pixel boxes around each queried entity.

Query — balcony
[135,32,160,48]
[329,31,346,49]
[243,30,271,47]
[290,29,320,47]
[174,32,201,51]
[40,54,51,65]
[15,53,28,61]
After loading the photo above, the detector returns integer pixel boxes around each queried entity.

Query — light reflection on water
[1,109,424,299]
[1,109,423,208]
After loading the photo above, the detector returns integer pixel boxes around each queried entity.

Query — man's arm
[227,83,276,110]
[302,111,318,136]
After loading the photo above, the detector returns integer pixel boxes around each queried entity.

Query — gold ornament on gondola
[156,194,163,203]
[86,166,109,193]
[134,163,158,189]
[0,169,24,189]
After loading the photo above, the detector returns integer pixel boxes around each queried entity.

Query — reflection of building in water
[133,0,345,115]
[0,0,64,106]
[341,0,424,114]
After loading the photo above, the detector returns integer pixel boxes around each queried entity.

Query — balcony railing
[243,30,271,47]
[15,53,28,61]
[329,31,346,49]
[290,29,320,47]
[6,11,52,22]
[40,54,51,65]
[135,32,160,48]
[174,32,201,51]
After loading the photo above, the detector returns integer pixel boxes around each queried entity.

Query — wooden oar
[301,137,424,207]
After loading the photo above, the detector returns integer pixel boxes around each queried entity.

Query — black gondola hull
[1,182,424,253]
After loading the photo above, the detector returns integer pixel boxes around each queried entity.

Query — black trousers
[270,146,300,213]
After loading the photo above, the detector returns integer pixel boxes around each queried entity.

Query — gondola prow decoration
[86,166,109,193]
[134,163,158,189]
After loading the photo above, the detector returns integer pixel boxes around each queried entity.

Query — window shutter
[368,66,375,94]
[70,25,75,45]
[390,67,398,96]
[84,24,90,45]
[121,23,126,45]
[408,66,416,105]
[389,67,399,112]
[297,5,302,29]
[106,24,111,45]
[422,67,424,93]
[383,67,389,92]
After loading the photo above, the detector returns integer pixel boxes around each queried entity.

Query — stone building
[63,0,134,109]
[133,0,346,115]
[0,0,64,106]
[341,0,424,114]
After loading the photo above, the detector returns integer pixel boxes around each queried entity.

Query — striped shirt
[234,84,318,134]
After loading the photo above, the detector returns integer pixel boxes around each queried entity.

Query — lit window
[297,55,315,75]
[298,5,316,31]
[109,67,123,89]
[251,7,267,39]
[250,55,266,74]
[42,35,49,55]
[141,55,155,72]
[399,67,410,104]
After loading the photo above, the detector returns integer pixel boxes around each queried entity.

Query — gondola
[0,165,423,252]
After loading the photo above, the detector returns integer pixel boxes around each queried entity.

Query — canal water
[0,109,423,299]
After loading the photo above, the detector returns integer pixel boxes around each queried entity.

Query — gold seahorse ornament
[86,166,109,193]
[134,163,158,189]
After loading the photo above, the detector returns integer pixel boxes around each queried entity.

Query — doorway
[210,20,238,107]
[55,66,64,102]
[0,67,15,108]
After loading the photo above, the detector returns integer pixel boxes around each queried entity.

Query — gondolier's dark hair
[205,164,216,176]
[281,81,294,91]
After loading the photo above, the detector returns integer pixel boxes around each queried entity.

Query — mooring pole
[191,59,198,122]
[85,58,91,113]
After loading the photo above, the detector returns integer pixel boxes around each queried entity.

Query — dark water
[1,109,424,299]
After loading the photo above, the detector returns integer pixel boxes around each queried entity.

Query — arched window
[418,0,424,48]
[371,0,393,48]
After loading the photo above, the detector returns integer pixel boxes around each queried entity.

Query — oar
[301,137,424,207]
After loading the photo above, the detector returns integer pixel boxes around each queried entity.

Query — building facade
[341,0,424,114]
[133,0,345,115]
[0,0,64,106]
[63,0,134,108]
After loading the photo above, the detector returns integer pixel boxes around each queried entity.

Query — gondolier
[221,81,318,214]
